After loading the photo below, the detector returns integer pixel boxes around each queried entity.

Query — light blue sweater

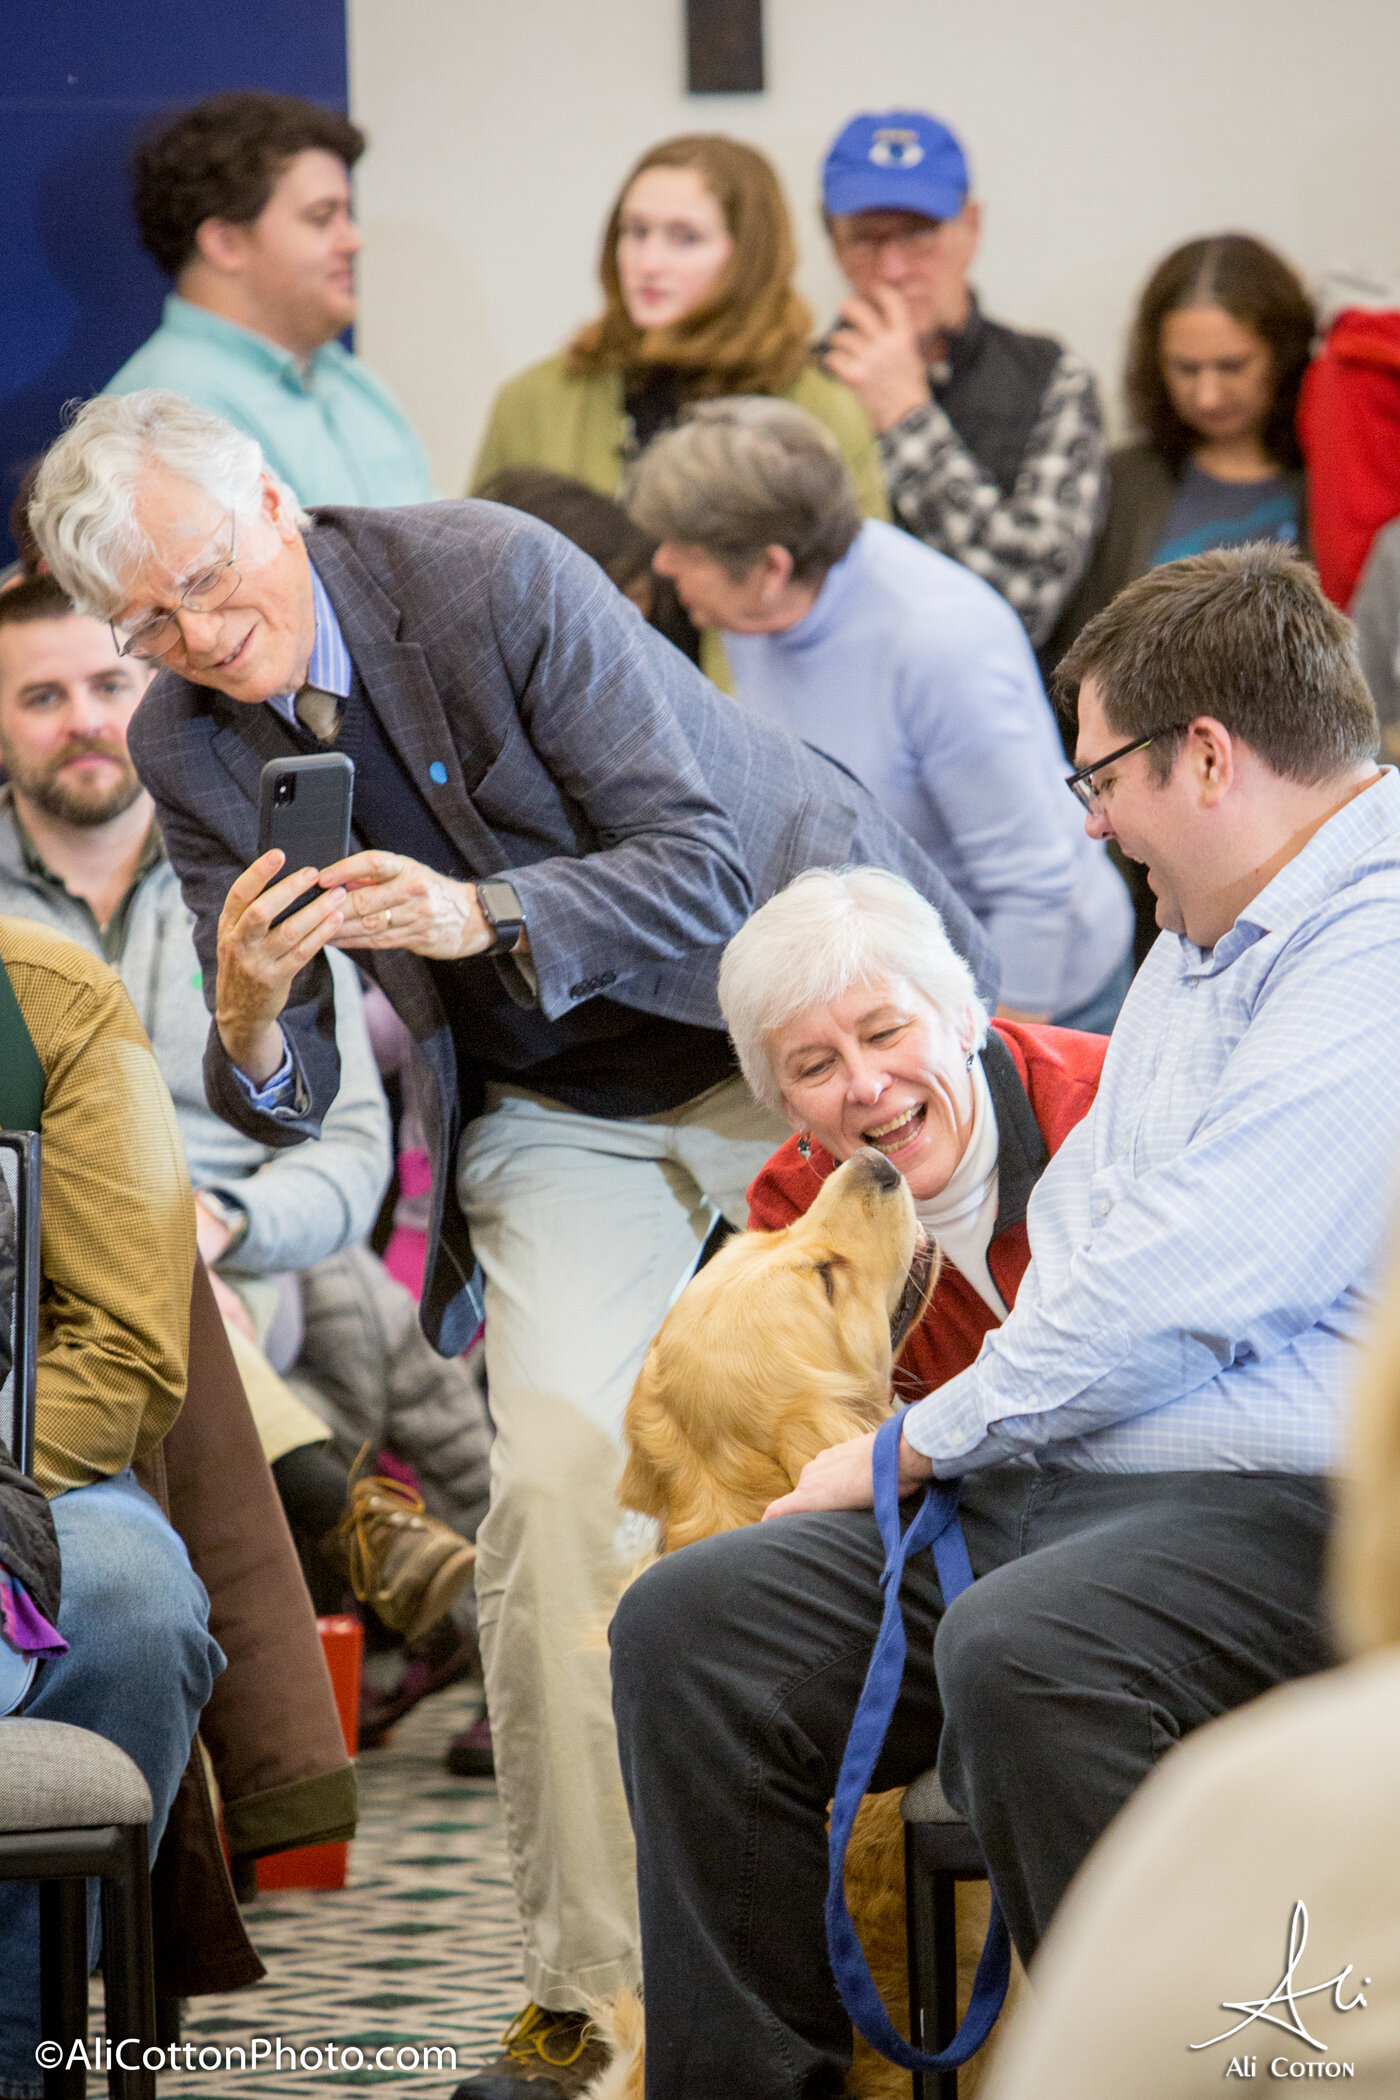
[725,520,1132,1014]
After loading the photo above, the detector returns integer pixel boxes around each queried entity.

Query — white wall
[347,0,1400,496]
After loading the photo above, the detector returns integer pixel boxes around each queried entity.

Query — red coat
[1298,308,1400,608]
[745,1019,1106,1398]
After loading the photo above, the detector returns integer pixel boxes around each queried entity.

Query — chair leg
[905,1832,925,2100]
[39,1877,88,2100]
[930,1870,960,2100]
[97,1828,157,2100]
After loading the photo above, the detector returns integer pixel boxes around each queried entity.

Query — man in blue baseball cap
[820,110,1105,654]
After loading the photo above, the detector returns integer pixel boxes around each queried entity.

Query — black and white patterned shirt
[879,348,1105,648]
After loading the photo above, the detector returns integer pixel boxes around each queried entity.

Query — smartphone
[257,754,355,926]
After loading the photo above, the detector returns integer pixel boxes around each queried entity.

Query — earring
[966,1051,974,1070]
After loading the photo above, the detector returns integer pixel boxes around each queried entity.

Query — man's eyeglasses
[1064,728,1179,815]
[111,514,241,662]
[832,221,947,264]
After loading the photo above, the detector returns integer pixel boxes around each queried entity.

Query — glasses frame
[831,219,948,264]
[110,512,240,662]
[1064,728,1184,815]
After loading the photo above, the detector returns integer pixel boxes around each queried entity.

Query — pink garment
[383,1150,433,1299]
[0,1570,65,1657]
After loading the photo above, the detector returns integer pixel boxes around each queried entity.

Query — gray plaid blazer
[130,502,999,1353]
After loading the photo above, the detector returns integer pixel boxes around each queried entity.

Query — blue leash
[824,1411,1011,2073]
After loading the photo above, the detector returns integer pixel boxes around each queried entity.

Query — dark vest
[935,299,1062,496]
[296,677,737,1120]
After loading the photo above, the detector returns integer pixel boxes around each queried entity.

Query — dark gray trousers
[610,1468,1333,2100]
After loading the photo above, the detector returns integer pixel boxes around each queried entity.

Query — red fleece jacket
[745,1019,1106,1400]
[1298,308,1400,608]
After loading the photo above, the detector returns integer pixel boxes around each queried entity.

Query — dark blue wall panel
[1,2,349,561]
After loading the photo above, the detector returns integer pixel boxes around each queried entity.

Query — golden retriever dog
[587,1148,1012,2100]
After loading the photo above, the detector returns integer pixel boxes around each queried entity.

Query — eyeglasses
[832,221,947,264]
[111,514,241,661]
[1064,728,1179,815]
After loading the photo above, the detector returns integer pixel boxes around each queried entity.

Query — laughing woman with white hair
[726,867,1106,1388]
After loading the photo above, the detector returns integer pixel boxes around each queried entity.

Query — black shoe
[451,2004,607,2095]
[359,1624,479,1749]
[450,2081,562,2098]
[445,1711,494,1778]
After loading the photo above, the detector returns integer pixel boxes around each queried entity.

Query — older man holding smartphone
[29,387,996,2099]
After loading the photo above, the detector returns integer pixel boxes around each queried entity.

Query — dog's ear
[618,1353,672,1521]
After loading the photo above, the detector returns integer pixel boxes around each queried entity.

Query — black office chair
[0,1132,160,2100]
[901,1765,994,2100]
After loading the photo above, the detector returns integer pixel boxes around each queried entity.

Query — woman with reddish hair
[472,135,885,520]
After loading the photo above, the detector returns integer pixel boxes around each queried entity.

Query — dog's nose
[853,1146,901,1192]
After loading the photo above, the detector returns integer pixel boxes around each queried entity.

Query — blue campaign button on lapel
[428,761,449,785]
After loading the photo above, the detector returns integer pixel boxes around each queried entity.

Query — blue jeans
[1053,937,1136,1033]
[0,1473,224,2098]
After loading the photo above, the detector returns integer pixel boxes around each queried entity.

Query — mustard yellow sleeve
[469,360,558,492]
[6,941,196,1496]
[789,365,891,522]
[469,382,521,493]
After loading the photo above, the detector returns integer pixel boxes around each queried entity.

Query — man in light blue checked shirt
[612,544,1400,2098]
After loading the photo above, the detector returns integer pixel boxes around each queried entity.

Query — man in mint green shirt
[106,91,434,509]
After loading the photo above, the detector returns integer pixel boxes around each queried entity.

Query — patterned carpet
[160,1681,523,2096]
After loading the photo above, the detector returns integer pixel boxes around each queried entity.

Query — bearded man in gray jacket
[0,574,490,1641]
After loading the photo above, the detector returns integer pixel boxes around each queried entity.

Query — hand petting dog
[762,1421,934,1520]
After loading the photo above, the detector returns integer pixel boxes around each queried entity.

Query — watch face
[480,882,522,926]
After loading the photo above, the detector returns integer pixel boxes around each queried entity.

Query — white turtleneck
[912,1055,1007,1319]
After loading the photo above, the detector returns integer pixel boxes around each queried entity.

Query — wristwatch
[477,879,526,956]
[195,1188,250,1261]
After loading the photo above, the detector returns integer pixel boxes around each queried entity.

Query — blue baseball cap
[822,111,971,223]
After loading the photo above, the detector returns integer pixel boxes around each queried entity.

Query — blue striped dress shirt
[267,563,353,727]
[902,768,1400,1477]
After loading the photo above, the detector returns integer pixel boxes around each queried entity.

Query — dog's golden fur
[591,1151,1011,2100]
[621,1149,930,1551]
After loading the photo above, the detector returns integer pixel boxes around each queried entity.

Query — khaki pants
[457,1075,787,2011]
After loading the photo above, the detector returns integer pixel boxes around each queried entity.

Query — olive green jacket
[471,352,890,520]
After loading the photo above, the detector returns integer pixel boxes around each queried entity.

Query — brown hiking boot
[334,1460,476,1642]
[451,2005,609,2097]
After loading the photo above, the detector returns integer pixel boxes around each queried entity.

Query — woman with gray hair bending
[631,397,1136,1029]
[726,867,1106,1389]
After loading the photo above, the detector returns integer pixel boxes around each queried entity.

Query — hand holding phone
[257,755,354,925]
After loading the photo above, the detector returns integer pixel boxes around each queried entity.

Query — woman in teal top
[1052,234,1313,655]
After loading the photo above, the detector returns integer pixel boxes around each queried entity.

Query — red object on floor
[256,1615,362,1891]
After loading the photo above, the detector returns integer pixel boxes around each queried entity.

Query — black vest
[935,299,1062,496]
[301,677,737,1120]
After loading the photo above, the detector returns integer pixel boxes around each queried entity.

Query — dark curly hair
[1124,234,1314,472]
[133,91,365,277]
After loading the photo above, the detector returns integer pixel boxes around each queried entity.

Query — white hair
[28,389,309,618]
[719,867,989,1114]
